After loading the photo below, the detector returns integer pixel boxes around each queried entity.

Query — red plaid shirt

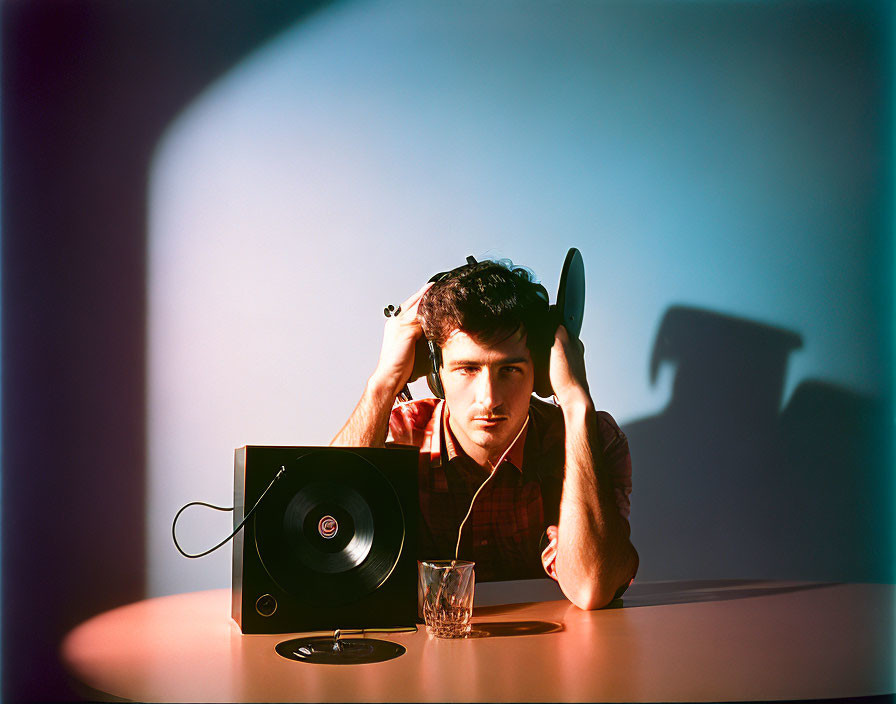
[387,396,632,583]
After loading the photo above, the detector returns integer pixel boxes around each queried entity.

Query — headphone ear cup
[532,338,553,398]
[426,341,445,399]
[533,365,552,398]
[426,371,444,399]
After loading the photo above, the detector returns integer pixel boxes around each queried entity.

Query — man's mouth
[473,416,508,428]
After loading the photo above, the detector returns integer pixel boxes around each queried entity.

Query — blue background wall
[146,0,892,594]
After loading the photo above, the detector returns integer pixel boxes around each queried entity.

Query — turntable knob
[255,593,278,617]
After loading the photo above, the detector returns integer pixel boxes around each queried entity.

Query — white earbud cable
[454,414,530,560]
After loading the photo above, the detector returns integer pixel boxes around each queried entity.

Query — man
[332,259,637,610]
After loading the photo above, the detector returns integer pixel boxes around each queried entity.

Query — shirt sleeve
[386,398,437,448]
[385,404,409,445]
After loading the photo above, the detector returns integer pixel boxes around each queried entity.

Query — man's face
[439,327,535,467]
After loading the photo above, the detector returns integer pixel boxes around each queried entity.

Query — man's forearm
[330,377,397,447]
[554,398,639,610]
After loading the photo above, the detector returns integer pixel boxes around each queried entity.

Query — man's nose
[475,368,499,409]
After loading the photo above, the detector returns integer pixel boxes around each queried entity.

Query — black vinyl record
[555,247,585,339]
[275,636,406,665]
[253,449,406,607]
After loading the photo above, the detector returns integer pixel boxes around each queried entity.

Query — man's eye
[456,366,478,374]
[502,366,523,374]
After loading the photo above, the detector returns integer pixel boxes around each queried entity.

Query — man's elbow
[564,580,618,611]
[563,544,639,611]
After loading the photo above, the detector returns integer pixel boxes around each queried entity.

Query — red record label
[318,515,338,539]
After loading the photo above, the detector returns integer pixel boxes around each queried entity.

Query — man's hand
[548,325,592,409]
[331,282,433,448]
[369,282,433,398]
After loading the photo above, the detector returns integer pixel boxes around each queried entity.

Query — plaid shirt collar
[429,400,528,471]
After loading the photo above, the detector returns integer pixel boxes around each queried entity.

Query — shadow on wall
[624,306,891,583]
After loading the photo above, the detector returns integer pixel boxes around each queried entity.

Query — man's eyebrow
[447,356,530,367]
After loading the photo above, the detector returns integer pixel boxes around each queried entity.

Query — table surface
[61,580,894,703]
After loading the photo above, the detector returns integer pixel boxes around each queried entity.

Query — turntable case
[232,445,418,634]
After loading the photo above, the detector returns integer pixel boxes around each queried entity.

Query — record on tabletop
[275,636,406,665]
[253,449,406,607]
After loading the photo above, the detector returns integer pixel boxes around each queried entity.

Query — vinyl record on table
[253,449,406,607]
[555,247,585,339]
[275,636,406,665]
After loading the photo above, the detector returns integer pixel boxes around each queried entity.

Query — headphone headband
[427,256,550,305]
[423,255,551,399]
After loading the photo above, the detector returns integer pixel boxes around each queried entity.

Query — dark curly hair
[419,259,553,363]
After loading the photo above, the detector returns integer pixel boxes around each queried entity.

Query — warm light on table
[61,580,894,702]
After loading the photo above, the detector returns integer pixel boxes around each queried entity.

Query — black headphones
[423,255,552,399]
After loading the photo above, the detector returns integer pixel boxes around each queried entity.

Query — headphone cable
[454,413,530,560]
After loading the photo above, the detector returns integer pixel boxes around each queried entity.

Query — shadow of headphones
[421,249,585,400]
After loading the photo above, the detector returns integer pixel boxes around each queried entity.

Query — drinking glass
[418,560,475,638]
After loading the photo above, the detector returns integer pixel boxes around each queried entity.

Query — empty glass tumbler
[418,560,475,638]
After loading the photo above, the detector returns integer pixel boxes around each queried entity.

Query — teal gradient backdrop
[146,0,891,596]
